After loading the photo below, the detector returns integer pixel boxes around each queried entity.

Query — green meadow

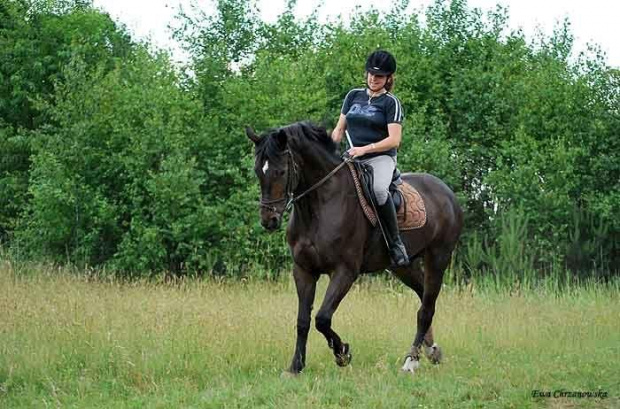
[1,263,618,408]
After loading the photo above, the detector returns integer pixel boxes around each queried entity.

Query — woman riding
[331,50,409,267]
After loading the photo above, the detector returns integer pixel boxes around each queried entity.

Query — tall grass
[448,208,617,293]
[1,260,619,408]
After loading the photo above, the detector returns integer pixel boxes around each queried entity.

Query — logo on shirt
[349,103,379,118]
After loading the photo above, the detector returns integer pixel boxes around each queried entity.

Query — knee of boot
[374,189,389,206]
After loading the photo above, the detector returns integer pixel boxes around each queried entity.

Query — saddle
[347,161,426,230]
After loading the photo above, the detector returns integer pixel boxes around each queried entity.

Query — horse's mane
[287,122,339,156]
[256,122,341,165]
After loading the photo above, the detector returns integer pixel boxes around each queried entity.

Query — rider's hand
[347,146,369,158]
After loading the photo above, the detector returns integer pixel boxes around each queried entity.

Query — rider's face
[367,72,388,92]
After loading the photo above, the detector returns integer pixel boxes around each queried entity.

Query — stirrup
[390,243,410,267]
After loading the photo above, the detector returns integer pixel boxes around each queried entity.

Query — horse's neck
[294,148,344,195]
[292,148,356,221]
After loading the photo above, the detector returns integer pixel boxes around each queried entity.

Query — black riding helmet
[365,50,396,76]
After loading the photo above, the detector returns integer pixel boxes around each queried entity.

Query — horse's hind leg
[401,247,451,374]
[393,259,443,366]
[315,267,356,367]
[422,327,442,364]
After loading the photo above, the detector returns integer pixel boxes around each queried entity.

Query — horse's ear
[275,128,288,149]
[245,126,261,144]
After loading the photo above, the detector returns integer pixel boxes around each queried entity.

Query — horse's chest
[290,239,320,271]
[290,229,359,272]
[287,206,362,271]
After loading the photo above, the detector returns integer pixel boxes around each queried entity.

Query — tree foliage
[1,0,618,277]
[0,0,132,241]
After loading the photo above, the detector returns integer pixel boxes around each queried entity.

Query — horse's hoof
[400,355,419,375]
[335,343,352,367]
[281,370,300,379]
[424,343,442,365]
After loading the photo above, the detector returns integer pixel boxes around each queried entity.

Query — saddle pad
[396,182,427,230]
[347,163,427,230]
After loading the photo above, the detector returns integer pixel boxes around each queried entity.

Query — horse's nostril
[268,216,280,230]
[261,215,280,231]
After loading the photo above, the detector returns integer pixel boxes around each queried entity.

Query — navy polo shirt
[341,88,404,158]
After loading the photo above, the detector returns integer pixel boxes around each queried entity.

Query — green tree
[0,0,132,242]
[17,50,211,272]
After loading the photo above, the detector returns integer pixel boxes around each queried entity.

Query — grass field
[1,262,619,408]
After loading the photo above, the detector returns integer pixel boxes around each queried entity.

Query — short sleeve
[340,89,358,115]
[385,94,404,124]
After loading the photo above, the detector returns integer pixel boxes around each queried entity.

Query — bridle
[259,149,299,214]
[259,150,351,216]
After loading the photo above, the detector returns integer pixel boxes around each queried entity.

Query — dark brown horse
[246,122,463,375]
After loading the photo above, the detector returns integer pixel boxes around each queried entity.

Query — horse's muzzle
[261,214,282,231]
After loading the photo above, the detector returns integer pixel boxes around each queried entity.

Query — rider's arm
[363,123,402,154]
[331,114,347,143]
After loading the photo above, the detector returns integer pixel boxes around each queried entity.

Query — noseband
[259,150,351,216]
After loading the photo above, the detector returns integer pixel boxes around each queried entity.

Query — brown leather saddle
[347,161,426,230]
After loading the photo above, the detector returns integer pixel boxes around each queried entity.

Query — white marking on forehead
[262,160,269,174]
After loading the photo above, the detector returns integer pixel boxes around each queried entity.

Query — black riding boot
[377,195,409,267]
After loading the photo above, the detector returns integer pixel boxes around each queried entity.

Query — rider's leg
[364,155,409,267]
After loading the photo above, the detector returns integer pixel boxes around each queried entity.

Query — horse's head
[246,126,298,232]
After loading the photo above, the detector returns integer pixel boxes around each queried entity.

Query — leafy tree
[0,0,132,242]
[15,50,210,272]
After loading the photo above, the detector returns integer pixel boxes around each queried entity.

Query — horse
[246,121,463,375]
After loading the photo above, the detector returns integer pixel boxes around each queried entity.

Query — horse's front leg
[287,264,318,374]
[315,267,357,367]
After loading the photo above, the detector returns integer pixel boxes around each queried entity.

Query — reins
[259,151,352,215]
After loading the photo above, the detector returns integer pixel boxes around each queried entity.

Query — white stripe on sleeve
[387,93,402,122]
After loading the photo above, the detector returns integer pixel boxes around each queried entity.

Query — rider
[331,50,409,267]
